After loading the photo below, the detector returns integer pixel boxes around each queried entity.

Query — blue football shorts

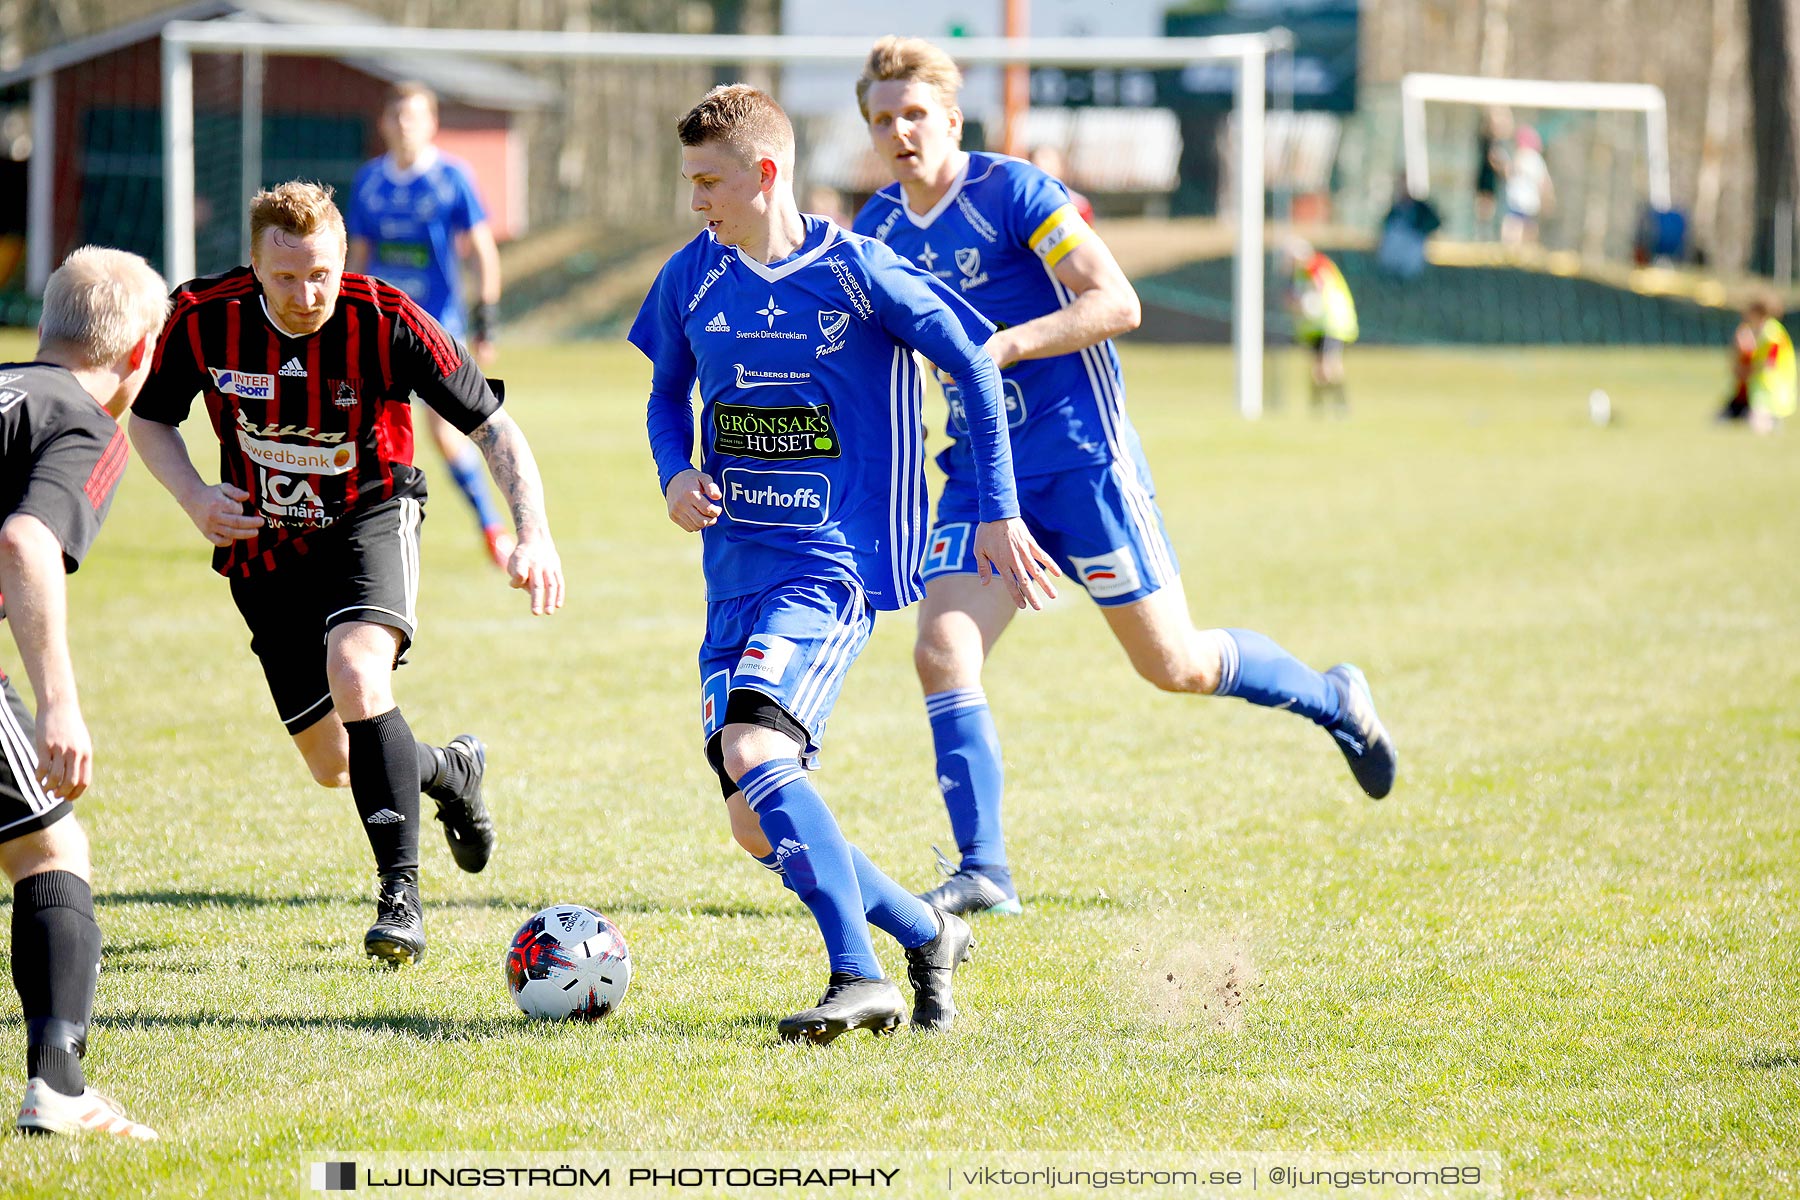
[698,577,875,760]
[924,457,1180,607]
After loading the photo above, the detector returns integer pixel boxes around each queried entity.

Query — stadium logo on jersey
[705,311,730,333]
[685,252,734,313]
[955,247,990,291]
[719,468,830,528]
[279,357,307,378]
[713,402,839,460]
[1069,547,1142,600]
[238,430,358,475]
[924,522,971,577]
[815,310,850,357]
[208,368,275,401]
[735,634,798,685]
[733,365,813,389]
[824,257,873,319]
[945,379,1027,433]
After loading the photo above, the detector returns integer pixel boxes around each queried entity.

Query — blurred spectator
[1474,108,1511,236]
[803,185,851,226]
[1281,237,1358,414]
[1718,314,1756,422]
[1026,145,1095,225]
[1741,292,1796,435]
[1500,125,1554,248]
[1376,183,1441,279]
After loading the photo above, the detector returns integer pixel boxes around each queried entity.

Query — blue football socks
[1213,628,1343,727]
[446,446,506,532]
[739,759,882,979]
[849,846,938,949]
[925,688,1009,876]
[756,843,936,949]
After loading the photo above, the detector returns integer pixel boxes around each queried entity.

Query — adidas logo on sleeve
[278,357,307,377]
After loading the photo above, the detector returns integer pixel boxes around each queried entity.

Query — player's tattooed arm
[469,410,564,614]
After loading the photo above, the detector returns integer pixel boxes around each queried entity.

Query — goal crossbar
[1399,72,1671,211]
[160,22,1293,416]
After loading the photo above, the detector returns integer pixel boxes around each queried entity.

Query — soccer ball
[503,904,632,1021]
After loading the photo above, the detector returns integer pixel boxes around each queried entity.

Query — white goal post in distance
[1399,72,1671,212]
[161,23,1290,417]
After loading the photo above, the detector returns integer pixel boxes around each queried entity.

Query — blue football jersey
[630,216,1004,611]
[854,151,1146,482]
[345,151,487,338]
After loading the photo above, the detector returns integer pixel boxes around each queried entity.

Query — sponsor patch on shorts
[735,635,798,684]
[1069,547,1142,599]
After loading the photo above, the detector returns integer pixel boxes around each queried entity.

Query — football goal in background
[1399,72,1672,259]
[155,23,1291,417]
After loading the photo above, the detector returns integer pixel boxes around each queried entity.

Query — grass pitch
[0,334,1794,1197]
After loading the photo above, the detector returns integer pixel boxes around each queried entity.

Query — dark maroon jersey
[133,267,501,577]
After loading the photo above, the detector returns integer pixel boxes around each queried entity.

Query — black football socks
[344,708,423,877]
[12,870,100,1097]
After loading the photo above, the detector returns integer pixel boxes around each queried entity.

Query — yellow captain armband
[1027,203,1093,268]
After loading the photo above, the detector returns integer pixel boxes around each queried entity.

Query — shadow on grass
[1744,1048,1800,1070]
[96,1011,513,1042]
[94,1010,787,1042]
[98,890,786,920]
[99,889,348,908]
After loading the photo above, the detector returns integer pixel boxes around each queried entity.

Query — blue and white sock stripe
[739,759,809,813]
[786,586,869,730]
[924,687,988,719]
[888,347,927,607]
[1206,629,1242,697]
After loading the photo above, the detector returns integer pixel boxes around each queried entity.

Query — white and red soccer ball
[504,904,632,1021]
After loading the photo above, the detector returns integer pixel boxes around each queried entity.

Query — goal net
[155,22,1287,414]
[1397,72,1672,261]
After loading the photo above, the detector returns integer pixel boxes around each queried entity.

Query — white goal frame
[161,22,1291,417]
[1400,72,1671,211]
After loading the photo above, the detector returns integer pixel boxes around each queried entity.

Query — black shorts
[0,671,72,845]
[228,496,425,735]
[1301,334,1344,359]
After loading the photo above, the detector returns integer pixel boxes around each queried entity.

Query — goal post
[1399,72,1671,211]
[160,22,1291,418]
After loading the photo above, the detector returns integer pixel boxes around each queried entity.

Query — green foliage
[0,337,1794,1196]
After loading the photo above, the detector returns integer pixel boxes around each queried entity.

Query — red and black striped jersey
[0,362,128,586]
[133,266,501,577]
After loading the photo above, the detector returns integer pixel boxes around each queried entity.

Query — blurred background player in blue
[854,37,1397,919]
[631,83,1056,1043]
[348,82,513,570]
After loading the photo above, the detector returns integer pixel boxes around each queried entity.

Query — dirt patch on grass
[1129,933,1259,1032]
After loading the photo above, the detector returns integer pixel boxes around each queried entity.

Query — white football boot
[16,1077,158,1139]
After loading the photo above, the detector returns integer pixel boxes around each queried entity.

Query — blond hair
[856,35,963,121]
[249,181,346,258]
[677,84,795,171]
[386,80,438,119]
[38,246,170,367]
